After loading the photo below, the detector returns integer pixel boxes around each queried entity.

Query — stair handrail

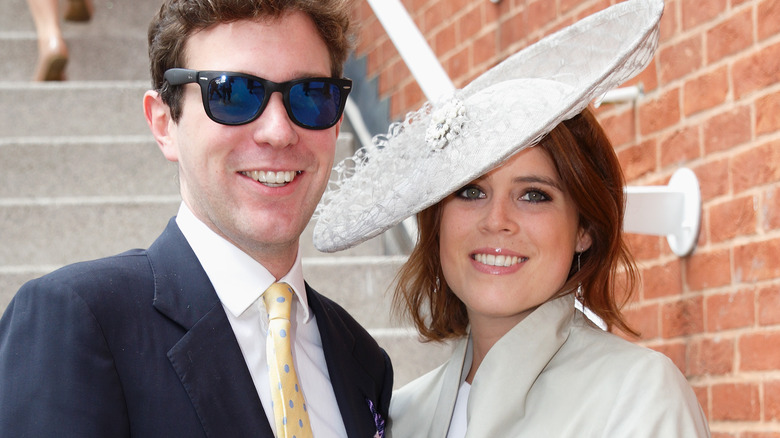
[364,0,701,257]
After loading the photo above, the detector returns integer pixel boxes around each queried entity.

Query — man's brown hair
[147,0,355,121]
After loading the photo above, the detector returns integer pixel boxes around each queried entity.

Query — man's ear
[143,90,179,163]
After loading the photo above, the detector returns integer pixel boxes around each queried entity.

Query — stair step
[0,136,176,198]
[302,255,406,330]
[1,32,150,82]
[0,200,179,267]
[1,81,149,137]
[3,0,161,82]
[2,0,161,34]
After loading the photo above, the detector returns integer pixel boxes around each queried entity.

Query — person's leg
[27,0,68,81]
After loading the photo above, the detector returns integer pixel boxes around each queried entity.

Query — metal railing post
[365,0,455,101]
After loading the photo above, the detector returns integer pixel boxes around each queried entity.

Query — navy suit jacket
[0,218,392,437]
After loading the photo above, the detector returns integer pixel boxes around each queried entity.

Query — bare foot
[33,35,68,81]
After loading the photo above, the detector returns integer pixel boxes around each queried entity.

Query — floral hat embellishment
[425,97,467,150]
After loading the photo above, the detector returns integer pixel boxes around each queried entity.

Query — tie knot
[263,282,294,320]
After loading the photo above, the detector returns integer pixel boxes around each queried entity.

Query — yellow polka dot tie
[263,282,313,438]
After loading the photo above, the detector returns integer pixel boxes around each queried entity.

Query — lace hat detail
[314,0,665,252]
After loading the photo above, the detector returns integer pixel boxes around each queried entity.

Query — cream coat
[389,295,710,438]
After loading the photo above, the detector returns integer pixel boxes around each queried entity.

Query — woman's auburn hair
[393,108,640,342]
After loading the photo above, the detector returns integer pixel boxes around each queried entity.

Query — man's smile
[240,170,302,187]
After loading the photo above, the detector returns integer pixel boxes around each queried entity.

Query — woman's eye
[458,186,485,200]
[520,190,550,203]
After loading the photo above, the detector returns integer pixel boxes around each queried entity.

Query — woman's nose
[479,198,519,234]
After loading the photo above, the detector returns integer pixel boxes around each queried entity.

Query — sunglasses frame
[163,68,352,130]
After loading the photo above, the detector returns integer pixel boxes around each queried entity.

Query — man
[0,0,392,436]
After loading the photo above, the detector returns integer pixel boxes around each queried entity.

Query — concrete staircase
[0,0,451,388]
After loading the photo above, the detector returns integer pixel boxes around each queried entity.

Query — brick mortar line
[640,322,780,338]
[631,228,780,266]
[633,325,780,350]
[628,279,780,306]
[708,423,780,434]
[684,370,780,386]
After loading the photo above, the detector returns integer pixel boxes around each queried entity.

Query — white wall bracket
[623,168,702,257]
[593,84,644,107]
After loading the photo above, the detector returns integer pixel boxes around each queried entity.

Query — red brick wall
[354,0,780,434]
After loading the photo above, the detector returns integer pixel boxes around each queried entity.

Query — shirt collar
[175,202,311,321]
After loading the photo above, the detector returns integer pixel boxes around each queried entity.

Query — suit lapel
[307,284,382,437]
[149,219,273,437]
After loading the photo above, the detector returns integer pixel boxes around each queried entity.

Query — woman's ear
[143,90,179,163]
[577,228,593,252]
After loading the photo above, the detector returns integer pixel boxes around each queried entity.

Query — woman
[387,108,709,437]
[313,0,710,436]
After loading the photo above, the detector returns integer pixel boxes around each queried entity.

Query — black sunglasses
[164,69,352,129]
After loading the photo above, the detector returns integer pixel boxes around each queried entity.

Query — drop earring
[576,250,584,302]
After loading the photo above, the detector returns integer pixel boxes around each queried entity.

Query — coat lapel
[149,219,273,437]
[429,338,470,438]
[465,296,574,438]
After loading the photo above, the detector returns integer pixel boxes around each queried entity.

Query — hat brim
[313,0,664,252]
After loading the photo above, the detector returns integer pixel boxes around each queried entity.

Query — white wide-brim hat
[314,0,664,252]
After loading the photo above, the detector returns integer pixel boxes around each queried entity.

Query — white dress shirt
[176,203,347,437]
[446,381,469,438]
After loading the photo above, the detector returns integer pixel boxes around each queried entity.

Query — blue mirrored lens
[289,81,341,128]
[207,75,264,124]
